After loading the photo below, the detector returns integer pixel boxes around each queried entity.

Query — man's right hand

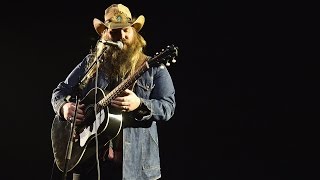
[62,102,85,125]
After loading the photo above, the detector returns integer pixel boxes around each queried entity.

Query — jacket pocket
[134,80,155,98]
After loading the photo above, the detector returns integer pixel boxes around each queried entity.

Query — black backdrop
[1,0,319,179]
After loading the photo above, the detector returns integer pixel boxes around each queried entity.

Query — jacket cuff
[133,98,151,120]
[56,101,67,119]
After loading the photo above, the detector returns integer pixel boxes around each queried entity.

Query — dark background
[1,0,319,179]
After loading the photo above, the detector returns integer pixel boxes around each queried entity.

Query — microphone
[94,39,123,63]
[99,40,124,50]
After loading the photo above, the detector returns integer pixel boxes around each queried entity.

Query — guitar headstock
[149,44,178,68]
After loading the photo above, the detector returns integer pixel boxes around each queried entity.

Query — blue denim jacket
[51,54,176,179]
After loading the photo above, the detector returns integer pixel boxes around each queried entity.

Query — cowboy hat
[93,4,145,36]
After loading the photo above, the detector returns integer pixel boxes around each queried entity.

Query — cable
[94,41,101,180]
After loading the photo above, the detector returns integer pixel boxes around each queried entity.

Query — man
[51,3,176,180]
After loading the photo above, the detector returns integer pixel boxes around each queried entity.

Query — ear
[96,26,107,36]
[100,29,109,39]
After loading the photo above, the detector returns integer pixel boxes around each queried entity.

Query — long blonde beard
[101,39,145,82]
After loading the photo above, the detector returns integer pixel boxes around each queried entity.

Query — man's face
[102,26,135,49]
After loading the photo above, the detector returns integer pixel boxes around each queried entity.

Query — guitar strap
[107,129,123,164]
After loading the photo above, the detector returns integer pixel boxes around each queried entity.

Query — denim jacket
[51,54,176,180]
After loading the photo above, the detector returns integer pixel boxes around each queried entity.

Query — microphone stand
[62,88,80,180]
[61,41,107,180]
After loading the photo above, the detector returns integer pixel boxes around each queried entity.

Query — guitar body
[51,88,123,172]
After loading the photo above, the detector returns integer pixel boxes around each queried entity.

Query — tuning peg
[172,58,176,63]
[166,62,170,66]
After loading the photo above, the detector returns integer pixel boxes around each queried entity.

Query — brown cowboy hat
[93,4,145,36]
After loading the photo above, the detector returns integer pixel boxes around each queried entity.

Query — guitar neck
[98,61,149,107]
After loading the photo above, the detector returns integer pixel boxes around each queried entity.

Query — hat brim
[93,15,145,36]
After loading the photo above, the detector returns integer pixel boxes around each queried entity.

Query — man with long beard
[50,3,176,180]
